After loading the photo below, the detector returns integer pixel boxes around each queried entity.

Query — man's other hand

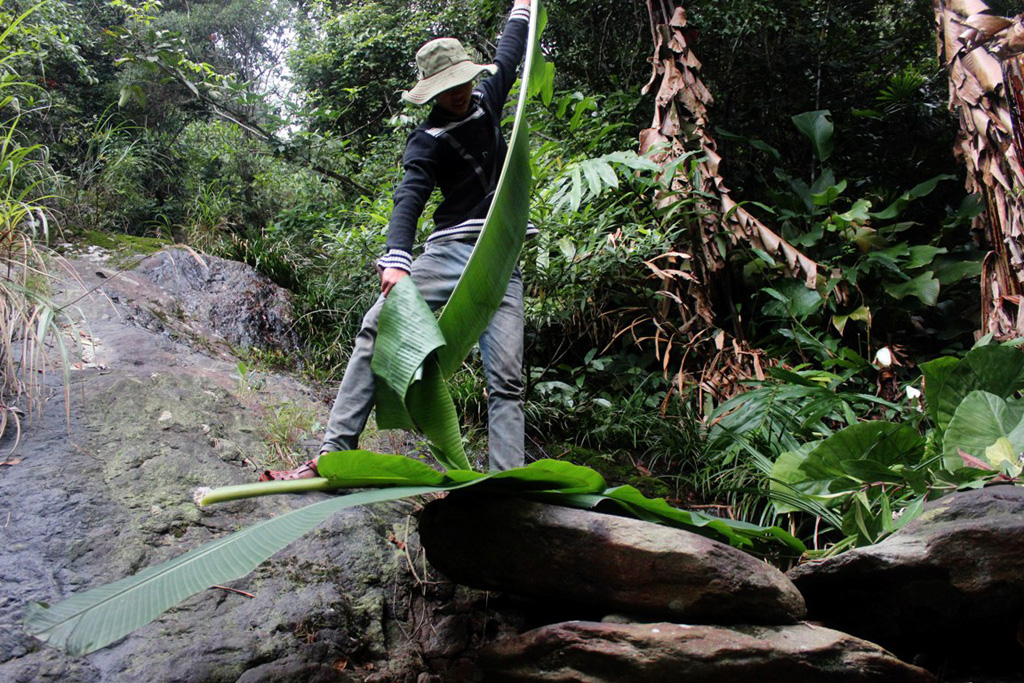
[380,267,409,296]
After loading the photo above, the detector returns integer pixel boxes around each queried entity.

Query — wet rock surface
[478,621,937,683]
[419,493,806,625]
[0,252,510,682]
[131,248,300,355]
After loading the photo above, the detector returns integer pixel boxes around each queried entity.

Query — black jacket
[377,6,534,273]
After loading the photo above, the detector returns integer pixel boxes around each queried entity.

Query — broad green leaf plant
[736,109,982,365]
[23,1,802,655]
[766,340,1024,552]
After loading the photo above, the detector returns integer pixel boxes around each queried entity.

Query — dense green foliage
[3,0,1008,559]
[708,339,1024,554]
[0,1,75,441]
[691,0,953,195]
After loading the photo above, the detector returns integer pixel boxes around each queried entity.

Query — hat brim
[402,62,498,105]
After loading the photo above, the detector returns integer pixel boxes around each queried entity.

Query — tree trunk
[935,0,1024,338]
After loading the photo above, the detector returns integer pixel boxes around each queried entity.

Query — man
[262,0,532,480]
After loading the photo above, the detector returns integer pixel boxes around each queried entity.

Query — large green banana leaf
[371,3,546,468]
[24,452,804,654]
[434,8,550,374]
[21,456,604,655]
[195,453,609,507]
[22,484,441,655]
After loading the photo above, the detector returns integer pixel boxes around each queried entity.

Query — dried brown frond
[621,1,816,403]
[641,3,817,290]
[937,0,1024,338]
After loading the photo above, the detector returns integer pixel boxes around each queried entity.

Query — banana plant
[23,1,803,656]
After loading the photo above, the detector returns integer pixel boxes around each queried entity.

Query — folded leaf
[405,356,470,470]
[371,276,446,431]
[317,450,447,487]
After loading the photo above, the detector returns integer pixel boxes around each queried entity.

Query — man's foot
[258,459,319,481]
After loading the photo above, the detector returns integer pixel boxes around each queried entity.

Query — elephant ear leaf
[942,391,1024,472]
[921,345,1024,432]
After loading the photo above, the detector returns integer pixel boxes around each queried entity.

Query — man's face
[436,82,474,116]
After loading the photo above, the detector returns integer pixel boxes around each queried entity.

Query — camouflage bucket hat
[402,38,497,105]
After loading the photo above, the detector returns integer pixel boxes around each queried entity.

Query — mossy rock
[77,230,172,267]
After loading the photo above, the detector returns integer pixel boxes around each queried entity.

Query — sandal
[259,459,319,482]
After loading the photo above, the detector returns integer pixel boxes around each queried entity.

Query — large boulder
[478,621,937,682]
[418,494,806,624]
[130,248,299,355]
[788,486,1024,657]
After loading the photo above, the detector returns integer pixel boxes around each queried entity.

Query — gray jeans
[320,240,525,471]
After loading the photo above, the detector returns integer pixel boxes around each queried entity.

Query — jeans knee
[487,374,524,402]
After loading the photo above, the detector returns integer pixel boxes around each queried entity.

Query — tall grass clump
[0,3,74,443]
[57,109,172,237]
